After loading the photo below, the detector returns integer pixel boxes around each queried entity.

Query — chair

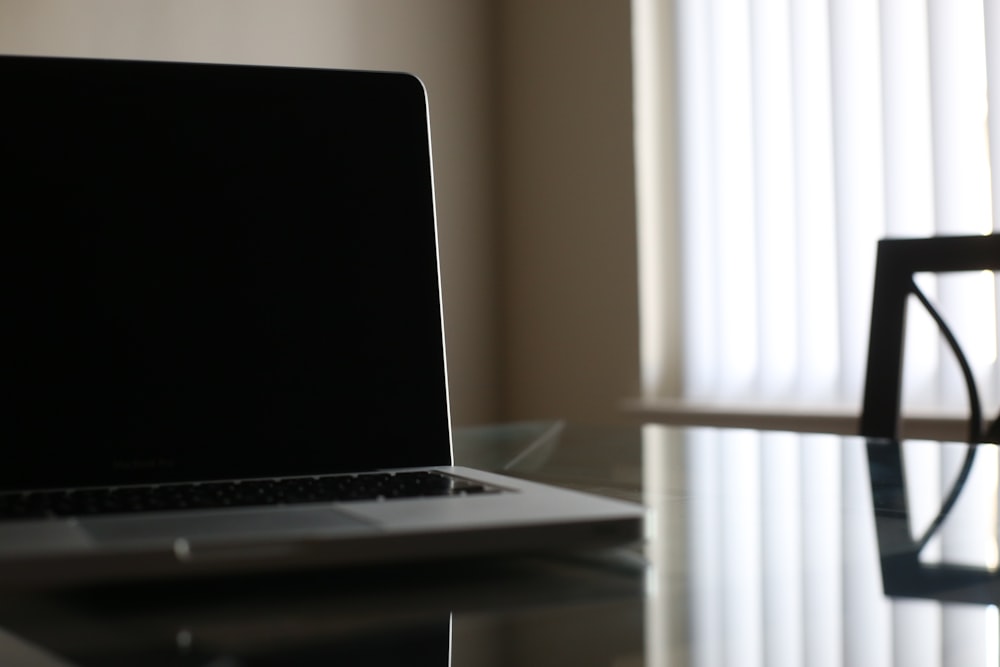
[861,233,1000,443]
[863,235,1000,602]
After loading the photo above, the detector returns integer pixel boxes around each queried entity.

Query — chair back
[861,234,1000,442]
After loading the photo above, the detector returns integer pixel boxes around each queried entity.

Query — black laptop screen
[0,56,452,489]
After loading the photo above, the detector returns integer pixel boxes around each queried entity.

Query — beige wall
[495,1,640,422]
[0,0,642,425]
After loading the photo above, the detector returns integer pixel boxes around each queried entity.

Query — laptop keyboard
[0,471,501,521]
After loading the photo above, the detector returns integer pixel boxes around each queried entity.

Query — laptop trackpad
[82,506,379,545]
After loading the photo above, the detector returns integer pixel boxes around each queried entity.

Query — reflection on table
[4,423,1000,666]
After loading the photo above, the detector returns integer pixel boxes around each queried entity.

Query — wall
[0,0,499,425]
[495,0,641,422]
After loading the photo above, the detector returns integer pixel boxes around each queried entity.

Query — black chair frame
[861,234,1000,442]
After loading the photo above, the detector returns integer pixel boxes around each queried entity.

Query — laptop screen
[0,56,452,489]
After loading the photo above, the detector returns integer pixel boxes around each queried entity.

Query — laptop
[0,54,644,585]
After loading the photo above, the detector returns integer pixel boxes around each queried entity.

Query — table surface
[1,422,998,666]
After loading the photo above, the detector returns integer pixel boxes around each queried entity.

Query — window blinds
[635,0,1000,664]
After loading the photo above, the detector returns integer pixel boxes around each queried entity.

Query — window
[633,0,1000,434]
[634,1,1000,664]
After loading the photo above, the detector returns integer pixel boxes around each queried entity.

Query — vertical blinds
[634,0,1000,664]
[651,0,999,409]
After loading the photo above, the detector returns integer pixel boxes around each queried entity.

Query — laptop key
[0,471,501,520]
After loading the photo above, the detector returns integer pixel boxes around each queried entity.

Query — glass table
[1,423,998,666]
